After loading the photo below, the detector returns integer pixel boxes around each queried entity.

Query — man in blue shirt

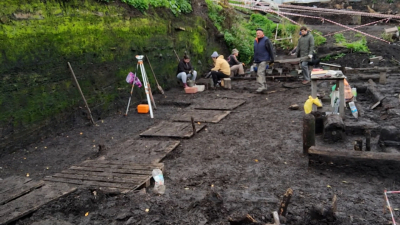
[253,28,275,93]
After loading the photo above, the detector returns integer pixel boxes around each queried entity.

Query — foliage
[321,53,346,61]
[334,33,369,53]
[334,33,346,43]
[122,0,149,12]
[205,0,224,30]
[312,31,327,46]
[120,0,192,15]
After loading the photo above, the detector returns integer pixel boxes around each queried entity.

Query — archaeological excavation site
[1,0,400,224]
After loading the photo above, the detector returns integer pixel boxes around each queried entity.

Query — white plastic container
[348,101,358,119]
[152,169,165,194]
[195,85,205,92]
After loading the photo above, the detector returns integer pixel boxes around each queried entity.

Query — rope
[229,2,391,44]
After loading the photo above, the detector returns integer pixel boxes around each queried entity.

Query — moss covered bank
[0,0,227,152]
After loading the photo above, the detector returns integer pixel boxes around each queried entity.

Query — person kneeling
[176,55,197,88]
[210,51,231,87]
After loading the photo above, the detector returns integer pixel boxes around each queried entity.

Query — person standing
[296,26,315,85]
[253,28,274,93]
[176,55,197,88]
[228,49,245,77]
[210,51,231,87]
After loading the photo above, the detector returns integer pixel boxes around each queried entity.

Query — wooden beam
[308,146,400,161]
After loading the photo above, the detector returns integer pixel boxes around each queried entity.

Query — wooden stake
[303,114,315,155]
[67,62,95,125]
[279,188,293,217]
[191,117,196,136]
[365,130,371,151]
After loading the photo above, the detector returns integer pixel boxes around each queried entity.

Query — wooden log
[278,188,293,217]
[379,126,400,147]
[308,146,400,161]
[348,66,399,72]
[323,114,345,143]
[303,114,315,155]
[367,79,385,104]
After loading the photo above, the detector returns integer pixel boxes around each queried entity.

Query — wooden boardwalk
[140,121,206,138]
[45,160,164,193]
[0,177,76,225]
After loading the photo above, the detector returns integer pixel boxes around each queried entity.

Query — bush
[334,33,369,53]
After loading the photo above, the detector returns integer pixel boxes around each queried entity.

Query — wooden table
[311,75,345,118]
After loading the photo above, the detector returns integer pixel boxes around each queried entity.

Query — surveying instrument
[135,55,156,118]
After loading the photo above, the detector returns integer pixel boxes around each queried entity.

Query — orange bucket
[137,104,149,114]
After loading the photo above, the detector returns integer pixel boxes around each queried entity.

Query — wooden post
[303,114,315,155]
[338,79,345,119]
[354,139,363,151]
[67,62,95,125]
[366,130,371,151]
[379,71,387,84]
[223,78,232,89]
[311,80,317,112]
[279,188,293,217]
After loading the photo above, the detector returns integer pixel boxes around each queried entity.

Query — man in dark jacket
[253,28,274,93]
[296,26,315,84]
[176,55,197,88]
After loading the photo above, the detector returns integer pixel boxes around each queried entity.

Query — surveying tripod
[136,55,156,118]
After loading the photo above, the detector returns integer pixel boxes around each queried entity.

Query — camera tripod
[135,55,156,118]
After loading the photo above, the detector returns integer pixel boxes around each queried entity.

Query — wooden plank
[192,98,246,110]
[43,176,142,189]
[0,176,32,194]
[0,183,76,225]
[69,166,154,175]
[81,160,164,168]
[0,180,45,205]
[140,121,206,138]
[171,110,231,123]
[106,140,180,164]
[51,173,148,184]
[308,146,400,161]
[61,168,152,177]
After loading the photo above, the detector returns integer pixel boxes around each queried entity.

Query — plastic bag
[126,72,134,84]
[304,96,322,114]
[125,72,142,87]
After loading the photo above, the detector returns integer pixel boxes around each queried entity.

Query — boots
[256,84,267,93]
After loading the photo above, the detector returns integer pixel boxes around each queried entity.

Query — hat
[211,51,219,58]
[232,49,239,54]
[256,28,263,32]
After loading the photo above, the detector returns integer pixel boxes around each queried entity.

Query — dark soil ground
[2,7,400,225]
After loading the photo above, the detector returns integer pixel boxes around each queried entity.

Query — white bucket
[195,85,205,92]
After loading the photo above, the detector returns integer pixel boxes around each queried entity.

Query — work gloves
[308,55,313,59]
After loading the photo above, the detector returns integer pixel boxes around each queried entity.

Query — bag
[304,96,322,114]
[126,72,142,87]
[126,72,134,84]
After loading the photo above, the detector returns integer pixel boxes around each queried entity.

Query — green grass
[334,33,369,53]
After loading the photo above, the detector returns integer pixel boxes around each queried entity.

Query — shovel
[145,55,165,96]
